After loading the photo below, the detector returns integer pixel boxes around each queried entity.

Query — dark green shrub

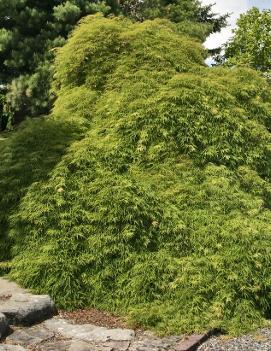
[0,92,12,131]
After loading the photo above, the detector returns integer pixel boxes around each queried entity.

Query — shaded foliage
[0,90,10,131]
[0,117,82,260]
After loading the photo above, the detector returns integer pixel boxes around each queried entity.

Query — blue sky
[202,0,271,49]
[249,0,270,9]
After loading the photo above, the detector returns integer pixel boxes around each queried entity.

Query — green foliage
[0,0,227,124]
[2,16,271,336]
[0,91,12,131]
[222,7,271,72]
[0,117,83,261]
[0,0,112,122]
[0,261,11,276]
[119,0,228,33]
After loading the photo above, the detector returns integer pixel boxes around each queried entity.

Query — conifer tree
[0,1,112,123]
[125,0,228,32]
[0,0,227,126]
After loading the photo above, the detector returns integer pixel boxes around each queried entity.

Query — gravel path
[199,328,271,351]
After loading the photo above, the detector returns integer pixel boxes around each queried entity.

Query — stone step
[0,279,26,297]
[44,318,135,342]
[1,317,213,351]
[0,278,56,327]
[0,278,213,351]
[0,346,27,351]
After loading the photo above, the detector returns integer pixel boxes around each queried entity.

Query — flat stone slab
[44,318,135,343]
[0,293,56,326]
[0,313,9,339]
[38,340,72,351]
[0,279,26,297]
[5,325,54,347]
[0,346,27,351]
[129,332,181,351]
[68,341,93,351]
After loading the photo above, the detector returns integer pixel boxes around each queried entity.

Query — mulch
[59,308,129,329]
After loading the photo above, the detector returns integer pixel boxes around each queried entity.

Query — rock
[69,340,112,351]
[0,293,57,326]
[0,279,26,297]
[38,340,72,351]
[0,313,9,339]
[44,318,135,343]
[69,341,94,351]
[5,325,54,347]
[101,340,130,351]
[0,346,27,351]
[129,332,181,351]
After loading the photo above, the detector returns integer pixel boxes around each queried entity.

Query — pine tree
[0,0,227,125]
[118,0,228,31]
[0,0,111,123]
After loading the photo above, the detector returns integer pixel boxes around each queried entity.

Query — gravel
[198,328,271,351]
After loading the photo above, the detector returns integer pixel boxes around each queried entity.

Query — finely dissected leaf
[1,16,271,336]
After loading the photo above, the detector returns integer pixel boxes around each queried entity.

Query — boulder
[0,293,57,326]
